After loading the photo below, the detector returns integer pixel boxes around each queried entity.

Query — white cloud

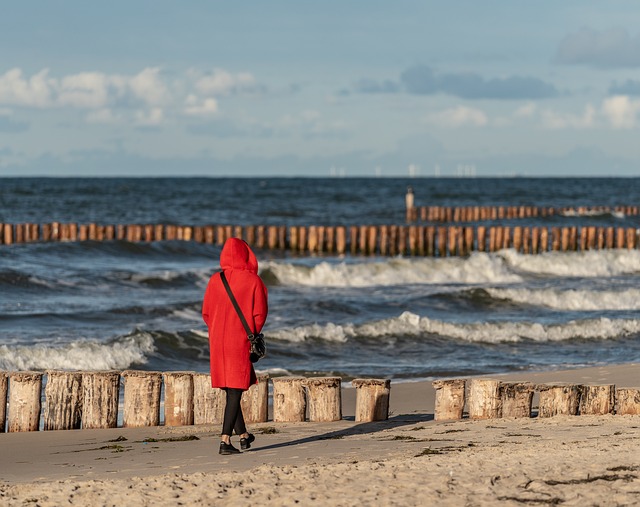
[58,72,116,108]
[134,107,164,126]
[129,67,168,106]
[426,106,488,127]
[514,102,536,118]
[541,104,596,129]
[601,95,640,129]
[193,69,258,96]
[0,68,53,107]
[183,94,218,116]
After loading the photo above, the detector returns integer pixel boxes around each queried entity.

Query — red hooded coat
[202,238,268,390]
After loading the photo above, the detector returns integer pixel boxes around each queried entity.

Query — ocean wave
[0,333,155,371]
[486,287,640,311]
[499,249,640,277]
[261,254,522,287]
[268,312,640,344]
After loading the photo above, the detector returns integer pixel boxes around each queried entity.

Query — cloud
[192,69,260,96]
[514,103,537,118]
[134,107,164,127]
[401,65,559,100]
[540,105,596,129]
[353,78,400,94]
[555,27,640,68]
[0,68,54,107]
[609,79,640,96]
[601,95,640,128]
[183,95,219,116]
[426,105,488,127]
[353,66,558,100]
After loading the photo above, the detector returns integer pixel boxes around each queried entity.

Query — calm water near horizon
[2,176,640,381]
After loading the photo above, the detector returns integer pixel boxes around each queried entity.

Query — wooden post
[537,383,581,417]
[272,377,306,423]
[336,227,346,255]
[297,226,307,253]
[531,227,540,254]
[379,225,388,256]
[307,226,318,253]
[267,226,278,250]
[425,226,435,257]
[351,379,390,422]
[122,370,162,427]
[81,371,120,429]
[0,372,7,432]
[397,226,407,256]
[552,227,561,251]
[468,379,502,419]
[477,226,486,252]
[432,379,465,421]
[192,373,225,425]
[305,377,342,422]
[616,388,640,415]
[367,226,378,255]
[437,227,447,257]
[500,382,534,418]
[241,373,269,423]
[44,371,83,431]
[616,227,626,249]
[502,227,511,250]
[447,227,457,256]
[626,227,636,249]
[540,227,549,252]
[8,372,43,432]
[513,226,522,253]
[359,225,368,255]
[579,384,615,415]
[279,225,288,249]
[389,225,398,256]
[163,372,194,427]
[289,226,298,251]
[325,226,336,253]
[255,225,266,249]
[408,226,418,255]
[349,226,358,255]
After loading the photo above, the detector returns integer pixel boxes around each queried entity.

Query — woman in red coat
[202,238,268,455]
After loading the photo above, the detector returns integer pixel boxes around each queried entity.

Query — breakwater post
[8,372,43,432]
[81,371,120,429]
[122,370,162,428]
[351,378,391,422]
[43,370,83,431]
[272,377,307,423]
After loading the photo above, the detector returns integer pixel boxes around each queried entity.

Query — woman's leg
[221,388,249,443]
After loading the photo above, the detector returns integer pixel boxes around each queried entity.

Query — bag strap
[220,271,253,336]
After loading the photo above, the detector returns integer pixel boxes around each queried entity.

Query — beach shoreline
[1,363,639,505]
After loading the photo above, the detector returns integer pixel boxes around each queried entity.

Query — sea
[2,177,640,383]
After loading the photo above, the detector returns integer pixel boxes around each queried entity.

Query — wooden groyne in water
[1,370,638,432]
[409,205,640,223]
[1,222,640,256]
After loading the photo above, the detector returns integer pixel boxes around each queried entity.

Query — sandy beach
[1,364,639,506]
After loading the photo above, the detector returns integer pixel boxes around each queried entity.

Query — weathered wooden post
[425,226,435,257]
[297,226,307,253]
[397,226,408,256]
[437,227,447,257]
[279,225,288,249]
[163,371,194,427]
[447,227,457,256]
[537,383,581,417]
[305,377,342,422]
[8,372,43,432]
[241,373,269,423]
[81,371,120,429]
[214,225,225,245]
[44,371,83,430]
[502,227,511,250]
[352,379,390,422]
[468,378,502,419]
[288,226,298,251]
[616,227,626,249]
[359,225,368,255]
[266,225,277,250]
[626,227,636,249]
[122,370,162,427]
[389,225,398,256]
[317,226,326,253]
[255,225,265,249]
[325,226,336,253]
[579,384,615,415]
[513,226,522,253]
[336,226,346,255]
[378,225,388,256]
[500,382,534,418]
[477,226,486,252]
[245,225,256,246]
[408,226,418,256]
[0,371,7,432]
[307,226,319,253]
[367,226,378,255]
[432,379,465,421]
[192,373,225,425]
[349,226,358,255]
[272,377,307,423]
[616,388,640,415]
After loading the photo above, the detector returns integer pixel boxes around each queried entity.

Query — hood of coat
[220,238,258,274]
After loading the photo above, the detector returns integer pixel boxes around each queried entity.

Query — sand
[1,363,639,506]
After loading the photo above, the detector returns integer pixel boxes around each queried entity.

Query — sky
[2,1,640,177]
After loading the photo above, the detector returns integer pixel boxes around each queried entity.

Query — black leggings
[222,388,247,437]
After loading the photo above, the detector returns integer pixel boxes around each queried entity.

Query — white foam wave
[263,253,522,287]
[270,312,640,344]
[560,209,625,219]
[0,334,156,371]
[499,249,640,278]
[487,287,640,311]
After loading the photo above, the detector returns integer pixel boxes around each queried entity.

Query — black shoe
[240,433,255,450]
[219,441,241,455]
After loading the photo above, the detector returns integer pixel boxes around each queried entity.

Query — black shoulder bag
[220,271,266,363]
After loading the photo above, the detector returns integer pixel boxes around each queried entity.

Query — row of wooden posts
[2,222,640,256]
[432,378,640,421]
[0,371,391,433]
[408,205,640,223]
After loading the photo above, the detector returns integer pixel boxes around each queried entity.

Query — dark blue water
[2,177,640,380]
